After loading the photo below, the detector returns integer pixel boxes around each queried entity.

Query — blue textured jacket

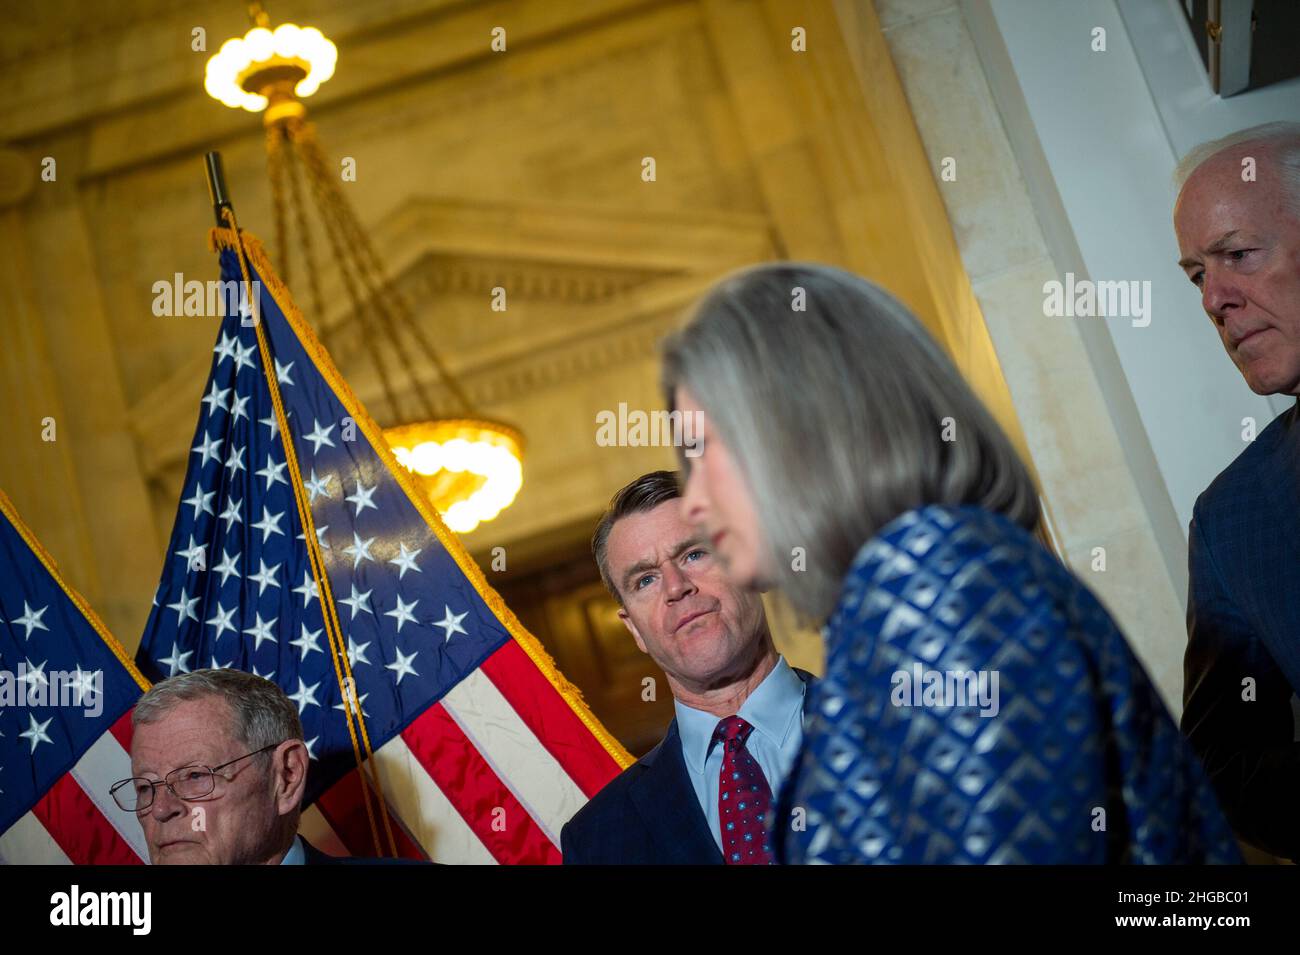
[773,504,1239,864]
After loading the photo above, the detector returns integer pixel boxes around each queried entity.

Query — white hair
[1174,121,1300,215]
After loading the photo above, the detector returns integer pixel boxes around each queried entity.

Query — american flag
[0,490,151,863]
[132,226,630,863]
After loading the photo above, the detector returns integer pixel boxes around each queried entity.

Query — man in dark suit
[562,470,814,865]
[1174,121,1300,860]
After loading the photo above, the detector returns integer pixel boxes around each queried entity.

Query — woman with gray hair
[660,262,1240,864]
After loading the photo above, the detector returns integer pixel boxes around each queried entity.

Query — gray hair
[1174,121,1300,214]
[133,668,303,752]
[591,470,682,604]
[660,262,1040,623]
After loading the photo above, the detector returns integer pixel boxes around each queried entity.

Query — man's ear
[618,607,649,655]
[272,740,310,815]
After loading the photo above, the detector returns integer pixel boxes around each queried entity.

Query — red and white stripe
[313,640,624,864]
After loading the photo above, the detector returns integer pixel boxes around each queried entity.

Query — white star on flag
[252,506,284,543]
[219,497,243,531]
[201,381,230,416]
[345,480,379,516]
[167,588,200,624]
[243,612,278,651]
[384,596,419,633]
[224,444,246,475]
[256,456,288,491]
[288,677,321,712]
[339,584,373,620]
[303,419,336,453]
[232,342,256,373]
[18,657,49,690]
[258,412,279,440]
[304,468,333,503]
[68,665,96,705]
[158,643,194,676]
[334,690,370,717]
[389,542,422,579]
[290,624,324,661]
[19,714,54,754]
[435,605,468,642]
[292,570,319,607]
[345,636,371,667]
[213,331,236,363]
[214,547,241,585]
[183,483,215,519]
[343,532,376,570]
[386,647,419,685]
[13,600,50,640]
[175,535,205,568]
[249,558,281,596]
[207,603,238,639]
[192,431,222,466]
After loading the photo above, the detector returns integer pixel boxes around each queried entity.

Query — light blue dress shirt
[673,655,807,853]
[279,835,306,866]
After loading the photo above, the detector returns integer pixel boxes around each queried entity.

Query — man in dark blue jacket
[1174,121,1300,860]
[561,471,813,865]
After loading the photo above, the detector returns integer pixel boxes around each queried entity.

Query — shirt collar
[673,656,806,774]
[279,834,306,866]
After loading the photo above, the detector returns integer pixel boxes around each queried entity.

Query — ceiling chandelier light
[203,2,524,534]
[203,22,337,113]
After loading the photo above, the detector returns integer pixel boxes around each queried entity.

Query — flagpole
[204,151,234,229]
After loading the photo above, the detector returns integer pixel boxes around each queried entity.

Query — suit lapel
[628,720,724,865]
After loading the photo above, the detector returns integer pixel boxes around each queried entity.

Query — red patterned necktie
[713,715,774,865]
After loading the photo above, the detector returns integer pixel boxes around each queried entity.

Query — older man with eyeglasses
[113,668,343,864]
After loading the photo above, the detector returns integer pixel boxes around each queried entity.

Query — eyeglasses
[110,742,284,812]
